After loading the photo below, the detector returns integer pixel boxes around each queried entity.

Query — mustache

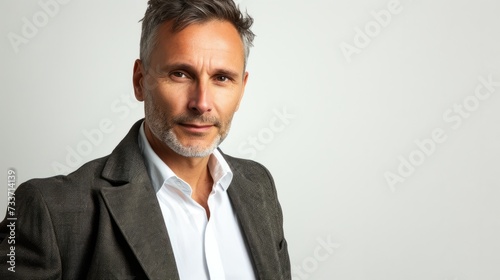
[172,114,222,127]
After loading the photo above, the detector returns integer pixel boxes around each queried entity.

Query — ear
[133,59,145,101]
[235,71,249,112]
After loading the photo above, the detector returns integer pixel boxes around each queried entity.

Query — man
[0,0,291,279]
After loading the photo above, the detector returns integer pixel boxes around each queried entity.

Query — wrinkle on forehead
[151,20,246,76]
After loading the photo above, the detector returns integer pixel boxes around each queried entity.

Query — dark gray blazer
[0,120,291,279]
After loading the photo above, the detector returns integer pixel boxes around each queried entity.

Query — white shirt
[138,122,256,280]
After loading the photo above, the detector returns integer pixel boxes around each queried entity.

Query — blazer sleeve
[0,183,62,279]
[261,163,292,279]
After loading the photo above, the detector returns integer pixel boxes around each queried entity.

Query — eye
[171,71,187,78]
[215,75,230,82]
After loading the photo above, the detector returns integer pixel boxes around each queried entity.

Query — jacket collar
[100,119,180,280]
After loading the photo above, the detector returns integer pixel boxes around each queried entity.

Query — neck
[144,122,214,216]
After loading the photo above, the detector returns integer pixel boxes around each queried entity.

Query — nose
[188,80,212,114]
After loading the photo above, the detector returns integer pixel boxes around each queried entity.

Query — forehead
[151,20,245,70]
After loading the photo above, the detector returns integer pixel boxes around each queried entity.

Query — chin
[166,136,221,158]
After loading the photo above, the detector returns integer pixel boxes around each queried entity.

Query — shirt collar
[138,121,233,194]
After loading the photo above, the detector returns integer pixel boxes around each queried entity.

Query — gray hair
[139,0,255,69]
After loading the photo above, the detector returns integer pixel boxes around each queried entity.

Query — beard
[144,93,232,158]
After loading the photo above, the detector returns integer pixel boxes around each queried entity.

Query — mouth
[178,123,215,134]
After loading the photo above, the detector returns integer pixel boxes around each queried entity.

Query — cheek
[151,86,186,112]
[228,93,244,114]
[217,87,244,109]
[218,103,240,127]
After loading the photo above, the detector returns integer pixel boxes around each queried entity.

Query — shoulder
[220,152,278,199]
[13,155,111,211]
[21,119,145,196]
[21,155,109,191]
[222,152,274,180]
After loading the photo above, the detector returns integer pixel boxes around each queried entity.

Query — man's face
[134,20,248,158]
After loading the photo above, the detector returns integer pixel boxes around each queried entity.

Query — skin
[132,20,249,217]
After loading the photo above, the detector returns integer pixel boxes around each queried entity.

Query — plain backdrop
[1,0,500,279]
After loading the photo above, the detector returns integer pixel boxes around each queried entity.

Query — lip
[179,123,214,133]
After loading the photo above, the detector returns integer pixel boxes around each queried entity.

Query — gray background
[2,0,500,279]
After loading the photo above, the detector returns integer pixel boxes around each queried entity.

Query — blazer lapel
[227,167,281,279]
[99,120,179,280]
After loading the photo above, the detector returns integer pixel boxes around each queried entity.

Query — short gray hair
[139,0,255,69]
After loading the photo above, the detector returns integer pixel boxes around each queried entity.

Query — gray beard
[160,127,222,158]
[144,93,230,158]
